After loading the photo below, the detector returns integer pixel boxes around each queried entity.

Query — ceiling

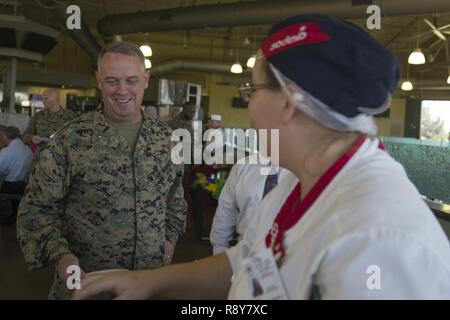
[1,0,450,93]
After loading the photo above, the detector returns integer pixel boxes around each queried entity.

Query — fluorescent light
[447,74,450,84]
[246,55,256,68]
[140,44,152,57]
[408,48,425,65]
[230,62,243,74]
[145,59,152,69]
[401,81,413,91]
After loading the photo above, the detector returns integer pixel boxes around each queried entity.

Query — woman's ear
[280,83,301,123]
[281,99,297,124]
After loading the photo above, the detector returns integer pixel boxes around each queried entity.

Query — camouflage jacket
[168,113,194,137]
[22,107,77,144]
[17,109,187,298]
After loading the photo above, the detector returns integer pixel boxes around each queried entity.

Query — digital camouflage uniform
[167,113,194,137]
[23,107,77,144]
[17,109,187,299]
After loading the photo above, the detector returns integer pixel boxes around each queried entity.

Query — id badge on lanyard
[241,248,289,300]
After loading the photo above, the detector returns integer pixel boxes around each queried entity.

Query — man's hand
[57,253,85,283]
[31,135,42,145]
[164,240,175,265]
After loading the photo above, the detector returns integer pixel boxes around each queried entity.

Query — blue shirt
[0,138,33,182]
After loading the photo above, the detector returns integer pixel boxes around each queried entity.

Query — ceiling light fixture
[140,44,152,57]
[447,58,450,84]
[408,20,425,65]
[231,62,243,74]
[246,27,257,69]
[145,58,151,69]
[246,55,256,68]
[230,27,243,74]
[401,81,413,91]
[401,62,414,91]
[408,48,426,65]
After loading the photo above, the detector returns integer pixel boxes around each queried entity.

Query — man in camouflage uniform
[168,101,196,136]
[17,41,187,299]
[23,88,76,151]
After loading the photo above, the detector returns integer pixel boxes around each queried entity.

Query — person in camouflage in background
[168,101,196,136]
[16,41,187,299]
[23,88,76,152]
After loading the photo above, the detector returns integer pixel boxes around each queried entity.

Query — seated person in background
[210,154,288,254]
[23,88,76,153]
[0,125,6,149]
[0,126,32,224]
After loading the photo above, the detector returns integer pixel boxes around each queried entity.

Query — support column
[2,58,17,113]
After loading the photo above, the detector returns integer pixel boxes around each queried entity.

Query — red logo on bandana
[261,22,331,57]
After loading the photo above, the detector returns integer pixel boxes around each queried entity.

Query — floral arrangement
[191,172,226,200]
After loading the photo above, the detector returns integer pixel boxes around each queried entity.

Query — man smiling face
[96,52,149,123]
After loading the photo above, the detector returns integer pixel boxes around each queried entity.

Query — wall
[374,98,406,137]
[207,74,251,128]
[26,86,97,108]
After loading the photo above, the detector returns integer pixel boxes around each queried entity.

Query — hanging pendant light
[408,20,425,65]
[401,81,413,91]
[230,62,243,74]
[408,48,426,65]
[230,27,243,74]
[246,55,256,68]
[144,58,152,69]
[402,54,414,91]
[140,44,152,57]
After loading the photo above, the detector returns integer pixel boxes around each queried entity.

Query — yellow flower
[206,184,217,193]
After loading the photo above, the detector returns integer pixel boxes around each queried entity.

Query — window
[420,100,450,141]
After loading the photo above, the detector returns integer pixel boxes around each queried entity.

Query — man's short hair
[183,101,196,108]
[97,41,145,70]
[3,126,21,140]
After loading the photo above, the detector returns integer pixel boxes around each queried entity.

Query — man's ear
[95,71,102,90]
[144,70,150,89]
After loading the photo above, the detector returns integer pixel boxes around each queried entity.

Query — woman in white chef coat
[74,14,450,300]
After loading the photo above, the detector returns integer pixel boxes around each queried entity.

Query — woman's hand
[72,270,157,300]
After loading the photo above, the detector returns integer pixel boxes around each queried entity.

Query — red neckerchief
[265,135,374,263]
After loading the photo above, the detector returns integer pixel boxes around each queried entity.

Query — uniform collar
[90,104,166,153]
[91,108,131,152]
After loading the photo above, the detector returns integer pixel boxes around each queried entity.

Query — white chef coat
[210,154,288,254]
[226,138,450,299]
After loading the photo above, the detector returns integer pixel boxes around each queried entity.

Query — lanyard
[265,135,371,263]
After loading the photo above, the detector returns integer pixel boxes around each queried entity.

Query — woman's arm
[73,252,233,300]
